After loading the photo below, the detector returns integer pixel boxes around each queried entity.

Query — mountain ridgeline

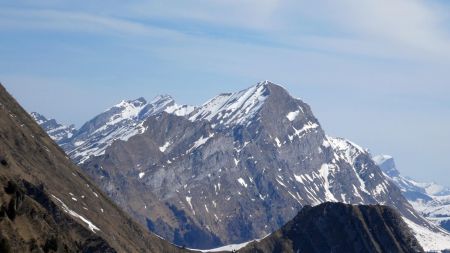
[374,155,450,237]
[0,81,427,252]
[0,84,188,252]
[32,81,450,251]
[239,202,423,253]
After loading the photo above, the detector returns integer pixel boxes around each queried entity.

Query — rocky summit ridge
[32,81,450,251]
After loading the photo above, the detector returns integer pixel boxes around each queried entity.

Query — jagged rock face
[61,95,189,164]
[239,202,424,253]
[30,112,76,143]
[69,82,427,249]
[375,155,450,236]
[0,84,189,253]
[373,155,399,178]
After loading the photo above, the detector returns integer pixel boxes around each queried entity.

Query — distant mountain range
[374,155,450,233]
[30,112,76,143]
[0,81,428,253]
[31,81,450,251]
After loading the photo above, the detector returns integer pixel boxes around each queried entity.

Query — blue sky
[1,0,450,185]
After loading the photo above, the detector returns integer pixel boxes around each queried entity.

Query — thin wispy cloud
[322,0,450,57]
[0,8,183,38]
[123,0,450,58]
[1,0,450,185]
[1,1,449,61]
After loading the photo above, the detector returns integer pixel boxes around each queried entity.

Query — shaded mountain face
[30,112,76,143]
[0,84,188,253]
[239,202,424,253]
[374,155,450,234]
[34,81,449,250]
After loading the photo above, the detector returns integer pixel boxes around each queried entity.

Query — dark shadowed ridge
[240,202,424,253]
[0,83,191,252]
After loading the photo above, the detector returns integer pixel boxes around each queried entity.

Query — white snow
[193,234,269,252]
[421,182,449,196]
[187,133,214,153]
[322,139,331,148]
[51,195,100,233]
[327,136,365,160]
[159,141,171,152]
[69,96,173,163]
[294,174,303,184]
[353,185,364,201]
[372,154,393,165]
[238,178,248,188]
[74,141,85,147]
[189,82,269,126]
[318,164,338,202]
[164,104,195,116]
[373,182,388,196]
[274,137,282,147]
[195,241,253,252]
[288,122,319,141]
[286,110,300,121]
[276,178,287,188]
[186,196,195,215]
[327,136,370,196]
[403,217,450,251]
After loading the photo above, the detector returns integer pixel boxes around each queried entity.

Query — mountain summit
[30,112,76,142]
[62,95,179,163]
[374,154,450,238]
[33,81,450,251]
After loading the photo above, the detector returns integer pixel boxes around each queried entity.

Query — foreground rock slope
[0,84,188,252]
[239,202,424,253]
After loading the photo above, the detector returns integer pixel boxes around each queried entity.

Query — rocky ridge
[374,155,450,234]
[34,81,450,251]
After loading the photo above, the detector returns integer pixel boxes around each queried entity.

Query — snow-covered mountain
[374,155,450,233]
[55,95,194,164]
[33,81,450,251]
[30,112,76,142]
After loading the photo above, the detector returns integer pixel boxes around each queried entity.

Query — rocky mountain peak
[188,81,301,129]
[373,155,399,177]
[31,82,450,251]
[66,95,177,163]
[257,79,285,91]
[30,111,47,124]
[114,97,147,108]
[134,96,147,104]
[188,82,269,126]
[151,94,173,103]
[29,112,76,142]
